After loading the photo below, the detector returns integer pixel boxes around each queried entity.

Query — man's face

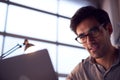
[76,18,112,59]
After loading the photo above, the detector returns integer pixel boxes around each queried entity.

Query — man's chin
[91,54,103,59]
[90,52,101,59]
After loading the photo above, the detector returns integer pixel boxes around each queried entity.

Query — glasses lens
[75,23,104,44]
[75,35,86,43]
[89,27,100,37]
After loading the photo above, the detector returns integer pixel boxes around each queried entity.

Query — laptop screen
[0,49,58,80]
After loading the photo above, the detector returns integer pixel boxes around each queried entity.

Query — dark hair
[70,6,111,34]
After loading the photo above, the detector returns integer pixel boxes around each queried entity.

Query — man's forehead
[76,17,100,34]
[76,25,93,35]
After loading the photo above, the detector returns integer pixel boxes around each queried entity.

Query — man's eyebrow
[91,26,100,31]
[78,26,99,36]
[78,33,86,37]
[89,27,96,31]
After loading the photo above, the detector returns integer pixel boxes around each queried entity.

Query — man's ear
[106,23,113,35]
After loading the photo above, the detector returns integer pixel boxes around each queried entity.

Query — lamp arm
[1,44,22,59]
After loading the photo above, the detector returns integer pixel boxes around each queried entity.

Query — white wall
[101,0,120,47]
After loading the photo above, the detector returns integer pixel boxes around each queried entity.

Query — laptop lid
[0,49,58,80]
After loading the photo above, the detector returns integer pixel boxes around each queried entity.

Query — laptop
[0,49,58,80]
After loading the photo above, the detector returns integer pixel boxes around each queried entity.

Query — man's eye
[79,34,86,39]
[90,27,99,33]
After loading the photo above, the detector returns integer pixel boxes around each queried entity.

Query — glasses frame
[75,23,104,44]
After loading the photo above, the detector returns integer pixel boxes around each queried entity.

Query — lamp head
[23,39,34,51]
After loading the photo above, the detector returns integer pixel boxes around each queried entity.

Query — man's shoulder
[74,56,92,70]
[68,57,92,77]
[81,56,92,65]
[66,57,94,80]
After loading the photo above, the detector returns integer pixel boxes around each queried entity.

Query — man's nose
[86,35,95,44]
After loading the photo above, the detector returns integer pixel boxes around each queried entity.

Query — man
[66,6,120,80]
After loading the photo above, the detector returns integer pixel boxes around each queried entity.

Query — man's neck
[95,47,117,70]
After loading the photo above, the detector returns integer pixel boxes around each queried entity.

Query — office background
[0,0,120,80]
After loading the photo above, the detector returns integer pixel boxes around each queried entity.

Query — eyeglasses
[75,24,104,44]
